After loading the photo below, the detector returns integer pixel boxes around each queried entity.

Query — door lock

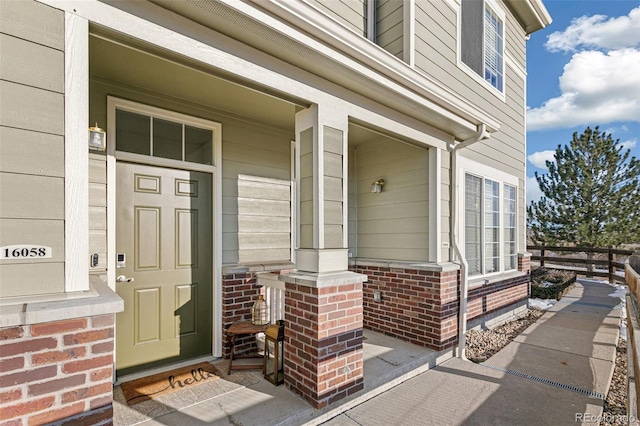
[116,275,134,283]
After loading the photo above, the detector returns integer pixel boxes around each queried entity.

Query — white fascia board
[505,0,552,34]
[242,0,501,134]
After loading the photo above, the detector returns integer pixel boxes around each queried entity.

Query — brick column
[518,252,532,274]
[281,272,366,409]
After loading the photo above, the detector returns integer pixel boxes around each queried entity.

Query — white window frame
[457,0,507,101]
[459,157,518,279]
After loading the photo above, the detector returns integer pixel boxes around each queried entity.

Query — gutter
[451,124,490,359]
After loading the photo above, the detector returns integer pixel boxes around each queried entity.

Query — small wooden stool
[226,320,269,375]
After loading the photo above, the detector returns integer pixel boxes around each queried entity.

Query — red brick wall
[519,254,531,274]
[467,274,530,320]
[221,271,261,358]
[350,265,460,351]
[351,264,531,351]
[0,315,115,425]
[284,281,364,409]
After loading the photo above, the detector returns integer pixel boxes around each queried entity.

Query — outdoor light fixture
[371,178,385,193]
[88,123,106,151]
[263,320,285,385]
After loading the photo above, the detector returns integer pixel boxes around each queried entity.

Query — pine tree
[528,126,640,248]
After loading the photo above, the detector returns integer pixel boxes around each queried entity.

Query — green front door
[115,162,212,374]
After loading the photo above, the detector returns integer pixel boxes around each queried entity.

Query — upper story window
[460,0,505,93]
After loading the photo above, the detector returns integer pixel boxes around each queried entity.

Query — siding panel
[0,81,64,135]
[0,263,65,297]
[0,219,64,263]
[355,138,429,261]
[0,172,64,219]
[308,0,366,35]
[0,0,64,50]
[0,33,64,92]
[0,127,64,177]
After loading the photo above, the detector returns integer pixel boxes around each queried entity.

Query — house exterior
[0,0,550,422]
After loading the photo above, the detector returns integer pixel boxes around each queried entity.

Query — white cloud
[619,139,638,150]
[526,176,544,205]
[527,49,640,131]
[545,7,640,52]
[527,150,555,169]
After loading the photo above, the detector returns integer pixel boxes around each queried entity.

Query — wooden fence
[527,245,637,284]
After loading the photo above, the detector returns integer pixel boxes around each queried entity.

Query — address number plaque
[0,245,52,260]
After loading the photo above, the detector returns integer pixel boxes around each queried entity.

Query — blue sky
[525,0,640,203]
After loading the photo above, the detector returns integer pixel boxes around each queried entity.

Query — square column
[284,105,368,407]
[281,272,367,408]
[295,104,350,271]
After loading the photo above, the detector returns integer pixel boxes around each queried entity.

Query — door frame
[106,96,223,359]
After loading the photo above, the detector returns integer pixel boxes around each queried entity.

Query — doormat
[113,361,260,425]
[121,362,229,406]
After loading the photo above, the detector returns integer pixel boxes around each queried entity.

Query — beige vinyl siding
[299,128,314,249]
[89,153,108,272]
[414,0,528,253]
[355,138,429,261]
[0,0,65,297]
[323,126,344,249]
[90,80,293,267]
[348,147,358,256]
[441,153,451,261]
[376,0,404,59]
[307,0,366,36]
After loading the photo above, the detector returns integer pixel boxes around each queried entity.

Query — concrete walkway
[112,279,623,425]
[323,279,622,426]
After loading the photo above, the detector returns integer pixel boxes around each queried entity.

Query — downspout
[451,124,490,359]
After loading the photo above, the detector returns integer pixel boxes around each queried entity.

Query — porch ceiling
[89,34,297,132]
[89,33,403,148]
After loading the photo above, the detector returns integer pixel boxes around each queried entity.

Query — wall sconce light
[371,179,385,193]
[88,123,106,151]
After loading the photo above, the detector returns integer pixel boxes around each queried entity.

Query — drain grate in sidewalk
[480,362,605,400]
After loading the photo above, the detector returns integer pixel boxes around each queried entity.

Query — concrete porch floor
[113,329,454,425]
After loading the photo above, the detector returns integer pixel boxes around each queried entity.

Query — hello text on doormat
[120,362,223,405]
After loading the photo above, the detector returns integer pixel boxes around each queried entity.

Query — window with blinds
[460,0,505,93]
[464,173,517,276]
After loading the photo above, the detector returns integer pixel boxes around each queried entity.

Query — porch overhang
[148,0,499,142]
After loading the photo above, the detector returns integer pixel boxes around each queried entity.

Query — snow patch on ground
[608,282,627,340]
[528,298,557,310]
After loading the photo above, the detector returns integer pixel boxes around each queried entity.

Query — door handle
[116,275,135,283]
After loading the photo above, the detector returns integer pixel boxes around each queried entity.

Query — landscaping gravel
[465,309,545,363]
[601,339,628,426]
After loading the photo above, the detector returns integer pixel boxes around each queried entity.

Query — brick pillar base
[518,252,532,274]
[282,272,367,409]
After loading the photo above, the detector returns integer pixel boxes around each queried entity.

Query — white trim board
[64,12,89,292]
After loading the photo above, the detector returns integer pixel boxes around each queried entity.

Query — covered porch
[112,329,451,425]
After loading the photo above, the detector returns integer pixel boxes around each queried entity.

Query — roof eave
[506,0,552,34]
